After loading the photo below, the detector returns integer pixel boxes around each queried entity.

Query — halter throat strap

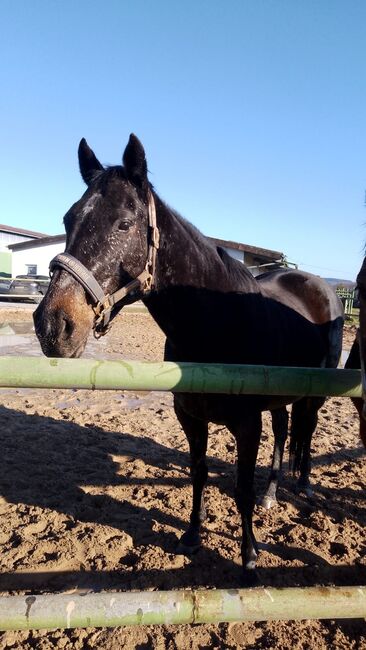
[49,191,159,337]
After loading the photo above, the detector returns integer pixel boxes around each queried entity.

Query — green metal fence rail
[0,356,364,631]
[0,587,365,631]
[0,357,362,397]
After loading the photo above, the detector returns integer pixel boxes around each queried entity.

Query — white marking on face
[81,192,101,217]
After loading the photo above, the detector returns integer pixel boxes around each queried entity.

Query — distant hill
[324,278,356,290]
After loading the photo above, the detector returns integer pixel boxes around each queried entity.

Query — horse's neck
[143,197,263,349]
[151,197,258,294]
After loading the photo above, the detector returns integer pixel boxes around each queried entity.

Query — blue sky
[1,1,365,280]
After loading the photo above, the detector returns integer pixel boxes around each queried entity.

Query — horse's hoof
[241,568,261,588]
[259,495,277,510]
[295,483,313,498]
[176,530,201,556]
[176,540,201,556]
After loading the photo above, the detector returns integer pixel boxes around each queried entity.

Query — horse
[345,258,366,447]
[34,134,344,584]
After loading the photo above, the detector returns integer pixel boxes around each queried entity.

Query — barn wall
[0,252,12,277]
[12,242,64,277]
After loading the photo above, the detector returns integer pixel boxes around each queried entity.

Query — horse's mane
[216,246,257,288]
[155,193,258,290]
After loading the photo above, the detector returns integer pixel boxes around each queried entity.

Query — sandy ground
[0,308,365,649]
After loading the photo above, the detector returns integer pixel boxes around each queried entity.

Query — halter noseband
[49,191,159,337]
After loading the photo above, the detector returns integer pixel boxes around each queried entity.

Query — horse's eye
[116,208,134,231]
[118,220,132,231]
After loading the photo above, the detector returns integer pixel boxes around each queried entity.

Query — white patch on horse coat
[81,192,101,217]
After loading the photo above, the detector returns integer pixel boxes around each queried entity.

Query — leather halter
[49,191,159,337]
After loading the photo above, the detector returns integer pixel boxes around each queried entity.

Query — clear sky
[1,1,365,280]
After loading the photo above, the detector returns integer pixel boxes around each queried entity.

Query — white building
[8,233,287,278]
[8,235,66,277]
[0,224,47,278]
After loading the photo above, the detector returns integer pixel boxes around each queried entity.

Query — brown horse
[34,135,344,584]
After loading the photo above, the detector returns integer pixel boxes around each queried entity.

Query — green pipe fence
[0,586,365,631]
[0,356,362,397]
[0,356,364,630]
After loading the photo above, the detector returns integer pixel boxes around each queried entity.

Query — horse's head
[34,134,154,357]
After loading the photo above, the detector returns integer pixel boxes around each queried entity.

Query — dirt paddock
[0,308,365,649]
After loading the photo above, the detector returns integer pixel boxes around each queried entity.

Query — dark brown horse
[34,135,344,584]
[345,258,366,447]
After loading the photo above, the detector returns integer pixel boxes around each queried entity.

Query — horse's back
[257,268,344,325]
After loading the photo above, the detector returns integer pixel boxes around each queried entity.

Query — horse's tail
[288,407,306,475]
[288,397,325,475]
[288,424,303,475]
[290,309,344,474]
[344,336,366,449]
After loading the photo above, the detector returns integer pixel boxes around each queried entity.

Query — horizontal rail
[0,357,362,397]
[0,586,365,630]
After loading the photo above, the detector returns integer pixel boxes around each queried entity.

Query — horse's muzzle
[33,288,93,358]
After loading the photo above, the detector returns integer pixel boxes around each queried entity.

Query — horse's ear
[122,134,148,192]
[78,138,104,185]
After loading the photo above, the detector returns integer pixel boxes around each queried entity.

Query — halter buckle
[93,295,112,317]
[142,273,153,292]
[150,226,160,249]
[93,296,113,337]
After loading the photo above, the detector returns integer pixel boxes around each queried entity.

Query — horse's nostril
[63,316,75,338]
[34,307,52,338]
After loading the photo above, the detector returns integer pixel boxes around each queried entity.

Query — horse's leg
[230,411,262,586]
[174,399,208,554]
[260,406,289,509]
[289,397,324,496]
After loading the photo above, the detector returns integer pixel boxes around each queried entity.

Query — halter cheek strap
[49,191,159,337]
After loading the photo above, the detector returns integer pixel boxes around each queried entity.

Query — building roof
[8,234,66,251]
[207,236,284,261]
[9,232,284,263]
[0,223,48,239]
